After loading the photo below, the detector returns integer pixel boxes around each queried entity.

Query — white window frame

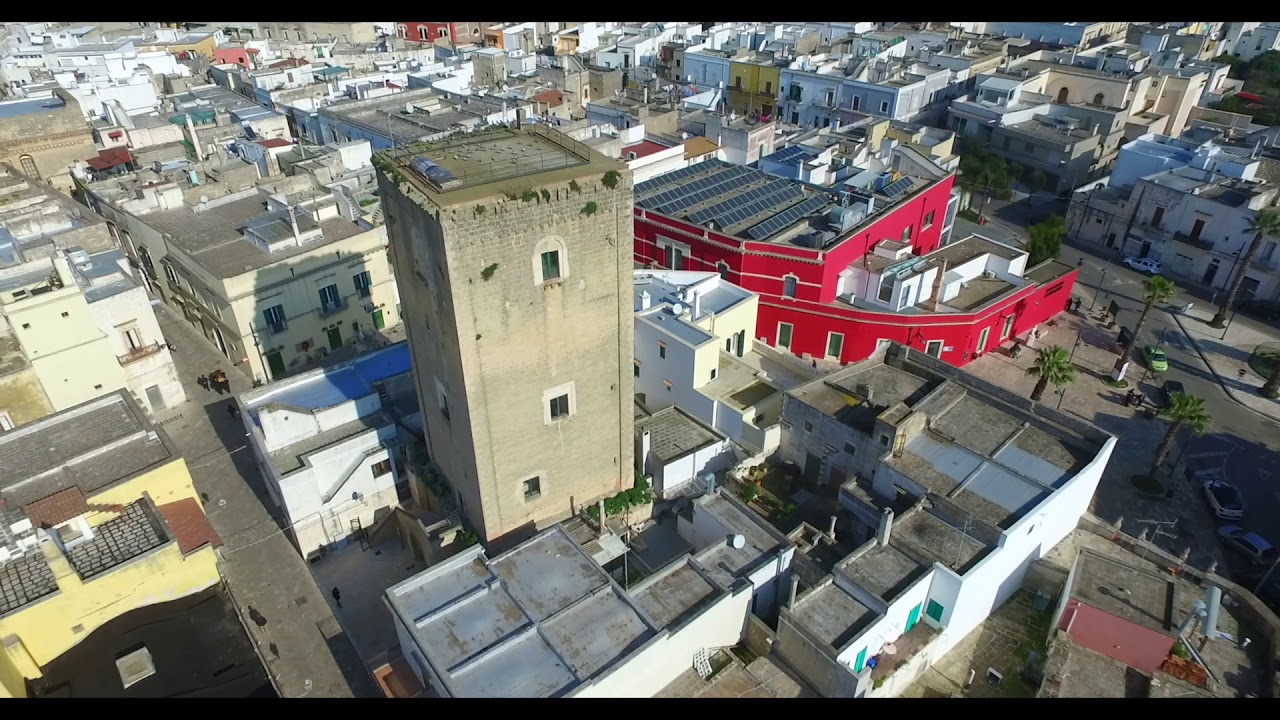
[542,381,577,425]
[1001,314,1016,339]
[776,322,794,350]
[879,100,890,114]
[977,326,991,354]
[657,237,690,271]
[826,332,844,360]
[419,27,428,41]
[0,410,13,431]
[925,339,944,358]
[532,236,569,286]
[782,274,799,298]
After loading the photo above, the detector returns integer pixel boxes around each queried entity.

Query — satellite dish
[200,195,209,203]
[730,534,746,550]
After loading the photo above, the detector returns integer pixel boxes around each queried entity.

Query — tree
[1211,208,1280,327]
[1027,345,1077,402]
[958,143,1013,215]
[1151,393,1212,474]
[1125,276,1177,365]
[1025,214,1067,266]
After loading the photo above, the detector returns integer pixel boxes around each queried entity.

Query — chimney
[640,290,652,310]
[640,430,652,474]
[788,574,800,608]
[185,113,204,162]
[876,508,894,547]
[516,107,526,128]
[827,515,838,542]
[691,290,702,318]
[929,259,947,310]
[597,499,606,529]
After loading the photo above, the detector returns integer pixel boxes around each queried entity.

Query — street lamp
[1089,256,1113,311]
[1219,308,1238,341]
[1054,385,1067,410]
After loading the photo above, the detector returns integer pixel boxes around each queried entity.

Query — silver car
[1123,257,1162,275]
[1203,479,1245,520]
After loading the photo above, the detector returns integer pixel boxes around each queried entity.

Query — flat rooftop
[0,95,67,119]
[386,124,621,205]
[242,343,412,420]
[687,491,789,591]
[890,506,993,574]
[635,406,724,464]
[134,194,371,279]
[384,526,658,698]
[630,559,721,628]
[633,270,753,318]
[786,363,937,433]
[28,586,274,698]
[836,542,928,603]
[790,582,878,648]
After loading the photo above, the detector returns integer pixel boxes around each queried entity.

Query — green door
[266,351,286,379]
[853,647,868,674]
[372,309,385,330]
[905,603,922,632]
[327,326,342,351]
[926,599,945,623]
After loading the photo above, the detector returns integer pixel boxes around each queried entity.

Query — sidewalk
[1170,305,1280,422]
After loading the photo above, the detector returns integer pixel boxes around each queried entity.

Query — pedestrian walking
[227,404,239,419]
[332,587,342,609]
[197,374,209,391]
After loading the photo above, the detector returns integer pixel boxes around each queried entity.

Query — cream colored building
[0,252,127,412]
[81,182,401,384]
[379,123,634,545]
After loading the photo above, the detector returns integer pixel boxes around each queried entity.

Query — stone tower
[377,123,634,544]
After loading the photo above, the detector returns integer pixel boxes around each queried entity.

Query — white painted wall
[84,282,186,413]
[834,573,933,671]
[629,144,687,184]
[571,585,753,698]
[651,438,735,498]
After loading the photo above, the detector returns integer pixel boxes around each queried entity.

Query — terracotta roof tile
[156,498,223,555]
[24,487,89,528]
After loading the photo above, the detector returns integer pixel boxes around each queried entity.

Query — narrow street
[151,304,379,699]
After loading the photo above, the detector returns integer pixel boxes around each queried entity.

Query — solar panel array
[634,161,710,195]
[881,177,915,199]
[642,166,757,214]
[766,145,816,165]
[409,156,458,187]
[687,181,802,228]
[744,195,832,241]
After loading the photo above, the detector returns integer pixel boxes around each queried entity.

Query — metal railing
[117,342,163,366]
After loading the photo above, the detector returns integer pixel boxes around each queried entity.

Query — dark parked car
[1157,379,1186,407]
[1239,299,1280,323]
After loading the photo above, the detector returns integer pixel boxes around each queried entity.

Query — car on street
[1218,526,1277,565]
[1240,299,1280,323]
[1203,479,1246,520]
[1123,257,1162,275]
[1156,379,1186,407]
[1145,345,1169,373]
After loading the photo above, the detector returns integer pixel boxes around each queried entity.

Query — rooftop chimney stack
[516,107,526,128]
[692,290,702,318]
[876,508,895,547]
[788,574,800,608]
[597,499,606,531]
[827,515,838,542]
[640,290,652,310]
[640,430,652,475]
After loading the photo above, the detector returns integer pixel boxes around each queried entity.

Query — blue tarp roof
[313,65,348,77]
[255,343,411,412]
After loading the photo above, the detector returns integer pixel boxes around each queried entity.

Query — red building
[396,22,484,45]
[632,160,1077,368]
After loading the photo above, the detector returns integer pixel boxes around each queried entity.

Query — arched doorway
[18,154,39,179]
[1055,87,1069,104]
[1092,92,1105,106]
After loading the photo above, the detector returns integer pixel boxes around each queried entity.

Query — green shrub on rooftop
[586,474,653,522]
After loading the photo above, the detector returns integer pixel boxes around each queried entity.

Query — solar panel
[766,145,815,165]
[688,183,803,227]
[882,177,915,199]
[409,156,458,187]
[654,166,758,215]
[744,195,832,241]
[635,161,716,194]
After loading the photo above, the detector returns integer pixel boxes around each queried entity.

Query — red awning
[87,146,134,171]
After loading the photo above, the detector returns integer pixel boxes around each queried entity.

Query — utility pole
[1120,184,1148,258]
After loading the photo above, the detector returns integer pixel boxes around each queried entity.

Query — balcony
[319,299,346,317]
[1171,231,1214,252]
[117,342,163,366]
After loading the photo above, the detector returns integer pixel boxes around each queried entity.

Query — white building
[634,404,734,499]
[239,342,419,557]
[384,487,795,698]
[633,270,808,456]
[773,343,1116,697]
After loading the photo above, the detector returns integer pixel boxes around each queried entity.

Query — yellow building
[728,56,782,118]
[0,391,223,698]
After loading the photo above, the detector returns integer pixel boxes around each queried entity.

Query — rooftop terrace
[385,124,621,205]
[635,406,724,464]
[242,343,412,420]
[384,526,659,698]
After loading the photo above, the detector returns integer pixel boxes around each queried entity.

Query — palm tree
[1125,276,1177,365]
[1027,345,1077,402]
[958,148,1012,216]
[1151,393,1212,474]
[1211,207,1280,327]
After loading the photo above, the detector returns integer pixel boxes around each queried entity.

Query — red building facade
[397,22,453,43]
[634,175,1077,368]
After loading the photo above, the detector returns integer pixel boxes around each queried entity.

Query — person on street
[197,374,210,391]
[227,404,239,419]
[332,587,342,609]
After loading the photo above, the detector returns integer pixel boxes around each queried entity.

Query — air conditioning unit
[983,270,995,279]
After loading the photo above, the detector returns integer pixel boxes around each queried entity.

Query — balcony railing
[1172,231,1215,252]
[117,342,163,366]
